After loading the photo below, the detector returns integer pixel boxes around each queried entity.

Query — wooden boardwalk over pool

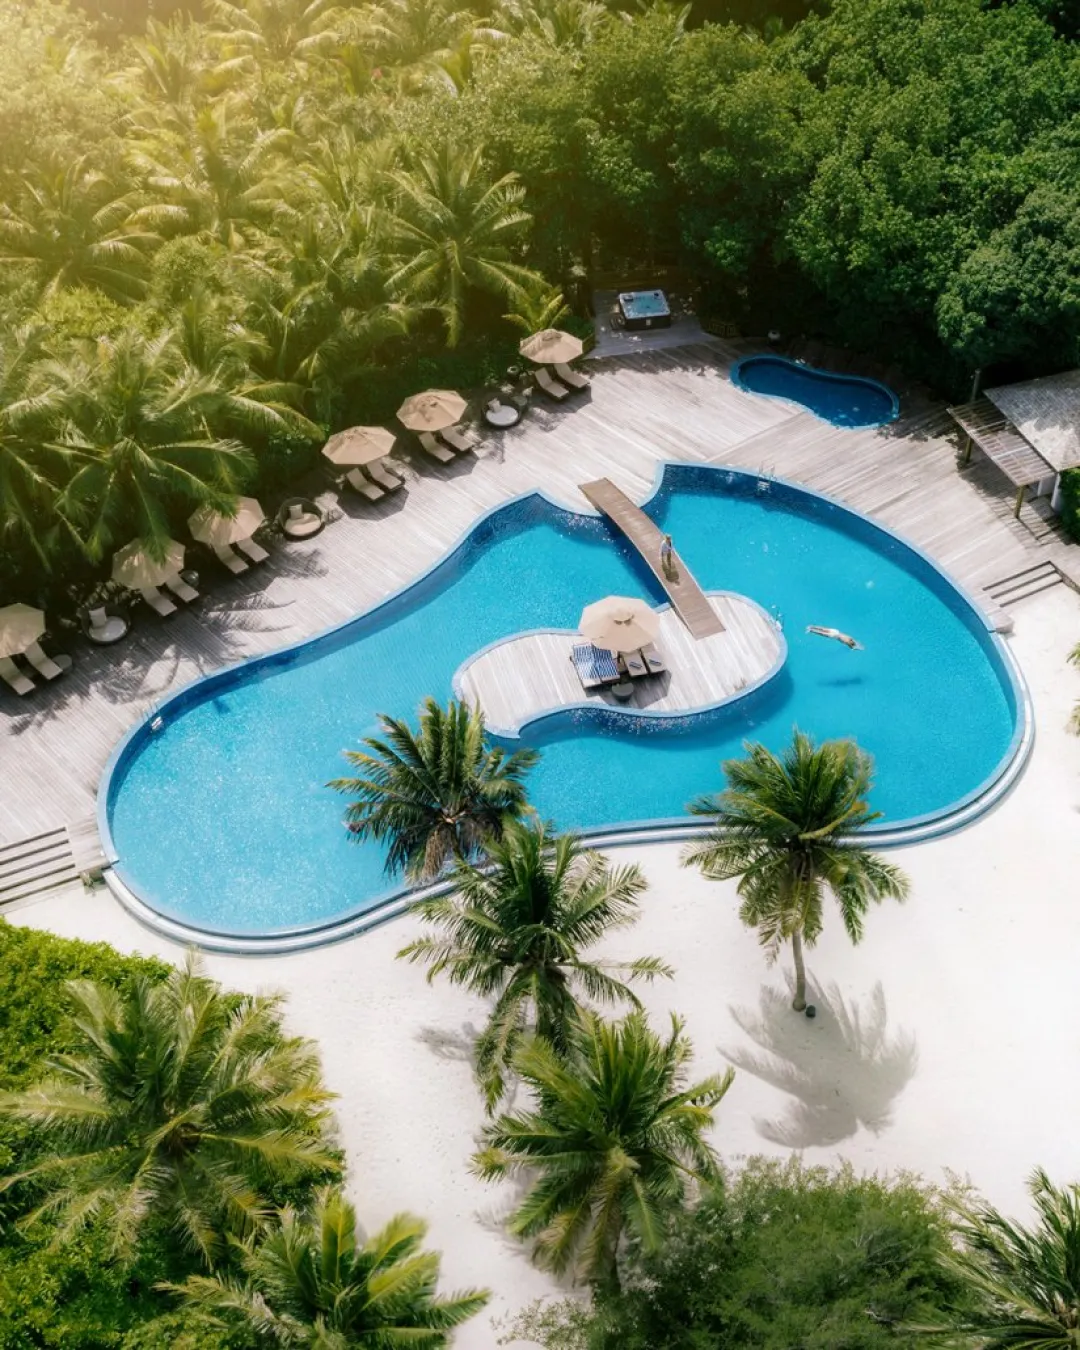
[579,477,724,637]
[456,593,781,734]
[1,338,1076,858]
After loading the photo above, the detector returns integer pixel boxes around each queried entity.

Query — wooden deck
[579,478,724,637]
[456,593,781,734]
[1,339,1075,849]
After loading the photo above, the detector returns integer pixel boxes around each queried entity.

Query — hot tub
[618,289,671,330]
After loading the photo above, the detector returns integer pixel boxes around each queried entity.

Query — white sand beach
[12,580,1080,1347]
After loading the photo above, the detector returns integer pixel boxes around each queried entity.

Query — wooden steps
[578,477,725,638]
[0,818,108,908]
[984,561,1063,608]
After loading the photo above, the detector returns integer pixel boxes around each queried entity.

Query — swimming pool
[101,465,1025,942]
[732,355,899,428]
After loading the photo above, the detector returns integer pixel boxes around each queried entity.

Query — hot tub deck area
[454,592,784,736]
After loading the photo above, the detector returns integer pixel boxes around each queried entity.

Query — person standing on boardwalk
[659,533,675,577]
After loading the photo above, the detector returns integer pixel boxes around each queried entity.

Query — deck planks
[1,339,1072,848]
[456,594,780,733]
[578,477,724,637]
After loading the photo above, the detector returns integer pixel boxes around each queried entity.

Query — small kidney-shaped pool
[732,355,899,428]
[100,464,1026,943]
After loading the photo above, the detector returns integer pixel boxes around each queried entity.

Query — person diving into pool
[806,625,863,650]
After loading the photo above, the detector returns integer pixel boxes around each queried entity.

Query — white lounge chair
[236,536,269,563]
[622,649,648,679]
[164,575,199,603]
[0,655,34,696]
[440,424,478,453]
[555,362,590,391]
[535,367,570,401]
[87,607,128,643]
[24,640,70,680]
[345,467,384,501]
[140,587,177,617]
[284,502,322,538]
[418,432,454,463]
[215,544,248,574]
[641,643,666,674]
[367,458,404,491]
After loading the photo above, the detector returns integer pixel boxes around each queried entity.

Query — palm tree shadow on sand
[723,976,917,1148]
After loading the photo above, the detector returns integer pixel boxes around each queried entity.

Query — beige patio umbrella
[520,329,584,366]
[0,603,45,658]
[322,426,397,468]
[188,496,266,548]
[112,538,186,590]
[396,390,467,433]
[579,595,660,653]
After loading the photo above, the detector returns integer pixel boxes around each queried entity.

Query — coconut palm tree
[0,156,158,304]
[32,329,257,562]
[329,697,538,881]
[0,954,339,1267]
[168,1187,488,1345]
[207,0,348,67]
[399,819,672,1110]
[504,282,572,335]
[473,1009,732,1288]
[382,144,542,346]
[365,0,476,70]
[682,730,909,1013]
[936,1169,1080,1346]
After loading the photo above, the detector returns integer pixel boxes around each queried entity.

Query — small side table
[483,400,523,429]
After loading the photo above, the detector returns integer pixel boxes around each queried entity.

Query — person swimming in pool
[806,625,863,650]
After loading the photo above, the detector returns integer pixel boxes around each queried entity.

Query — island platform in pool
[100,464,1027,944]
[732,355,900,428]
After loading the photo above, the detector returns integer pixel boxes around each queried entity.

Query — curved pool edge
[730,353,901,426]
[98,461,1033,953]
[449,590,788,740]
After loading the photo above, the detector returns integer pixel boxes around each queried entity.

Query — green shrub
[1058,469,1080,543]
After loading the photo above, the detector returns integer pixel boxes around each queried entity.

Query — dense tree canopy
[2,0,1079,600]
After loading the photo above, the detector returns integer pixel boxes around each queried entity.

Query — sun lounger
[368,458,404,491]
[440,425,478,453]
[164,575,199,603]
[87,607,128,643]
[345,468,384,501]
[535,367,570,401]
[236,537,269,564]
[418,432,454,463]
[215,544,249,574]
[621,649,648,679]
[0,655,34,696]
[24,640,70,680]
[555,362,590,391]
[140,587,177,617]
[641,643,666,674]
[571,642,620,691]
[284,502,322,538]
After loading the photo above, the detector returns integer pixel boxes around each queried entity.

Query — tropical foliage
[509,1157,979,1349]
[937,1169,1080,1348]
[170,1186,489,1346]
[399,818,671,1108]
[683,731,909,1011]
[0,951,339,1267]
[4,0,1080,606]
[473,1009,732,1287]
[329,696,538,880]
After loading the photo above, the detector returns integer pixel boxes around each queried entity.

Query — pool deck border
[731,353,902,426]
[98,461,1033,954]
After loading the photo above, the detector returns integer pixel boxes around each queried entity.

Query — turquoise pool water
[103,466,1020,936]
[732,355,899,428]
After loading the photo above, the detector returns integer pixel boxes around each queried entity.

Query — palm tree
[382,145,542,346]
[0,156,158,304]
[503,283,571,336]
[207,0,348,67]
[169,1187,488,1346]
[32,329,256,562]
[682,730,909,1013]
[473,1009,732,1288]
[329,697,538,881]
[399,819,672,1109]
[0,954,339,1266]
[935,1169,1080,1345]
[365,0,476,70]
